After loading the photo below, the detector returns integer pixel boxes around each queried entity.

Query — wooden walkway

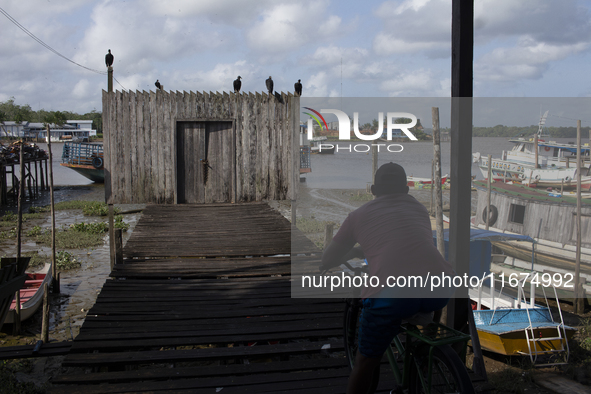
[51,203,398,393]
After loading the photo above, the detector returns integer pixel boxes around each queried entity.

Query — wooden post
[291,200,297,227]
[324,224,334,250]
[534,133,539,169]
[372,144,378,185]
[432,107,445,256]
[431,159,435,215]
[108,66,113,93]
[115,228,123,266]
[574,120,582,314]
[14,141,25,334]
[561,179,564,195]
[41,282,49,343]
[449,0,473,358]
[486,155,492,231]
[109,204,115,271]
[47,126,59,294]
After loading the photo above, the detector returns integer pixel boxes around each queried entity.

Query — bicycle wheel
[409,344,474,394]
[343,299,380,393]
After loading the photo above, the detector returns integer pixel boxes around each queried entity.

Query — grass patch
[296,217,339,234]
[22,251,48,268]
[348,191,373,202]
[488,367,535,394]
[0,228,17,240]
[27,226,42,237]
[0,359,46,394]
[29,200,120,216]
[36,228,105,249]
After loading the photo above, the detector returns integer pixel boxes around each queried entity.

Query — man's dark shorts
[358,296,449,358]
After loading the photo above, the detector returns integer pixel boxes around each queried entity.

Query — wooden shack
[102,90,299,204]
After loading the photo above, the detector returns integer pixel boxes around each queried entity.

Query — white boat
[473,112,591,190]
[309,136,335,154]
[5,264,52,324]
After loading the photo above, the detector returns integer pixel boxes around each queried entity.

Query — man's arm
[321,241,364,271]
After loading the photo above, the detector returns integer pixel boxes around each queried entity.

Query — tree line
[0,98,102,134]
[472,124,590,138]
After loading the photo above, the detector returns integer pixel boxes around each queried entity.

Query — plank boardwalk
[51,203,398,393]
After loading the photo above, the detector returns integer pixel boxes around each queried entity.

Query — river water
[302,137,520,189]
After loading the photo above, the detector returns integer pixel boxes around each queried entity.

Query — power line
[0,6,107,75]
[548,114,591,125]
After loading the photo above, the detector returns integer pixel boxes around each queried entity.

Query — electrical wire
[0,6,107,75]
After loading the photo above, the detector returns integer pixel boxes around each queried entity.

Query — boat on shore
[407,174,448,187]
[472,112,591,190]
[5,264,52,324]
[309,136,335,154]
[60,142,104,183]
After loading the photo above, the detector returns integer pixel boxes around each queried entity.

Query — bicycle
[339,262,475,394]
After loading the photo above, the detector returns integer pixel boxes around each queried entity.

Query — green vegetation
[0,359,46,394]
[22,251,48,268]
[487,366,536,394]
[26,225,42,237]
[472,124,591,138]
[296,217,339,234]
[348,191,374,202]
[55,250,81,270]
[30,200,120,216]
[36,228,104,249]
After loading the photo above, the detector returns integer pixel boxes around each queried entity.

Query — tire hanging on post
[482,205,498,226]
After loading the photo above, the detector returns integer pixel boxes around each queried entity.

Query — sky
[2,0,591,127]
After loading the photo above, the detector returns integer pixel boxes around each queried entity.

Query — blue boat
[60,142,104,183]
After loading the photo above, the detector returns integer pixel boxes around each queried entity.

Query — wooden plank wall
[103,90,299,204]
[475,188,591,247]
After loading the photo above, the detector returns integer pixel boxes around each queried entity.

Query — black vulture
[233,76,242,93]
[266,76,273,94]
[294,79,302,96]
[105,49,114,68]
[155,80,162,90]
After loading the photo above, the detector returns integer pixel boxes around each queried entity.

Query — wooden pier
[0,157,49,205]
[50,203,398,393]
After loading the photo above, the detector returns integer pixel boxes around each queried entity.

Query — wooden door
[176,121,234,203]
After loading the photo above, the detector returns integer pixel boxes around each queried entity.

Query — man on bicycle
[321,162,454,394]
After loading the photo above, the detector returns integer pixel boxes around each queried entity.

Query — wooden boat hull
[60,163,104,183]
[5,264,52,324]
[473,308,576,356]
[407,176,448,187]
[477,326,576,355]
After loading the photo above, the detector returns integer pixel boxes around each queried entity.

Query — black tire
[409,344,474,394]
[482,205,498,226]
[92,156,104,169]
[343,299,380,393]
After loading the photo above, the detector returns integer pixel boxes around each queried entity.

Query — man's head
[371,162,409,196]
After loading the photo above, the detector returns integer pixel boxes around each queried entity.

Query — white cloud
[476,38,588,81]
[381,69,447,96]
[73,79,90,98]
[246,1,343,55]
[145,0,274,26]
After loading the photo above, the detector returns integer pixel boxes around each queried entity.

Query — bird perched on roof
[155,80,162,90]
[266,76,273,94]
[105,49,114,68]
[233,76,242,93]
[294,79,302,96]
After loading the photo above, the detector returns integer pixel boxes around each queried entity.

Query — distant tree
[0,110,7,137]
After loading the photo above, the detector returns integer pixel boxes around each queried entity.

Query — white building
[1,120,97,142]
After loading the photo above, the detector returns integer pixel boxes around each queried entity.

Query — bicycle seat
[404,311,434,326]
